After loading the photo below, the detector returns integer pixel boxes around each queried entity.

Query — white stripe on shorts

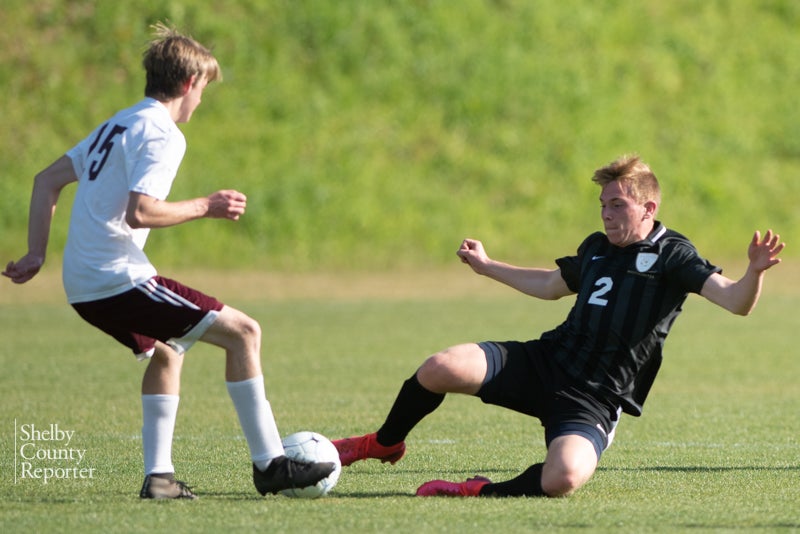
[137,279,201,310]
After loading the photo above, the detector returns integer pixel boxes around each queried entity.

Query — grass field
[1,267,798,533]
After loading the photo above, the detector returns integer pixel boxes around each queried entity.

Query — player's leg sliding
[416,463,547,498]
[332,365,554,498]
[333,374,444,466]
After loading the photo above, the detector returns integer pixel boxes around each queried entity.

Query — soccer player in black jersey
[333,154,785,497]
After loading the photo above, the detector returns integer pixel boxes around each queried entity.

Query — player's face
[600,181,653,247]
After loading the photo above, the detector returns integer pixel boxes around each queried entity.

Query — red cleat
[332,433,406,467]
[415,476,491,497]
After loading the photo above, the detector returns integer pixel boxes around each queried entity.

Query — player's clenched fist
[207,189,247,220]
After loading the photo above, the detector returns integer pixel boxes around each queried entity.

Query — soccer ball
[279,431,341,499]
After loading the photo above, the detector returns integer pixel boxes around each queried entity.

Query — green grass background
[2,1,799,532]
[1,0,799,270]
[1,270,798,532]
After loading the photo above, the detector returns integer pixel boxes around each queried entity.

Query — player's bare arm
[2,155,78,284]
[457,238,573,300]
[700,229,785,316]
[126,189,247,229]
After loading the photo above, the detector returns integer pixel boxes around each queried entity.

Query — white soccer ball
[279,431,341,499]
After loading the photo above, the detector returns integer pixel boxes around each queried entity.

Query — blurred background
[2,0,798,272]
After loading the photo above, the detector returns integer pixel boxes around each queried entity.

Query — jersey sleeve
[663,239,721,294]
[555,232,604,293]
[127,130,186,200]
[555,255,580,293]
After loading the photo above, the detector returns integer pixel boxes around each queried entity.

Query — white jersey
[63,98,186,303]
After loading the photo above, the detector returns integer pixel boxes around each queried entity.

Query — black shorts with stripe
[71,276,224,359]
[476,339,620,458]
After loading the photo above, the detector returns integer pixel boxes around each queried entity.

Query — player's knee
[216,307,261,354]
[235,314,261,357]
[151,345,181,367]
[418,346,483,394]
[238,314,261,342]
[541,463,593,497]
[417,351,456,390]
[542,473,582,497]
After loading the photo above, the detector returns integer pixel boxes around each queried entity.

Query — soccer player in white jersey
[3,23,333,499]
[333,155,785,498]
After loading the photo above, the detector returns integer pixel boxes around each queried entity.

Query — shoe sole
[379,448,405,465]
[338,445,405,467]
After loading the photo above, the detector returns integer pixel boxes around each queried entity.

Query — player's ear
[642,200,657,219]
[180,74,197,95]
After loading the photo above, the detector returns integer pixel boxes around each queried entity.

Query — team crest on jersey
[635,252,658,272]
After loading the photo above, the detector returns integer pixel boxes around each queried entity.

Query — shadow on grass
[346,467,522,476]
[598,465,800,472]
[332,491,414,498]
[184,489,415,499]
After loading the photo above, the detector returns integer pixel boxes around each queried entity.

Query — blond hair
[592,154,661,206]
[142,22,221,100]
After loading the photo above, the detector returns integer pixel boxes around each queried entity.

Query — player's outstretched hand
[748,230,785,273]
[2,254,44,284]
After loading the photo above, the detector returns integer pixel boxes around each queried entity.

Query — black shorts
[476,339,621,459]
[71,276,224,360]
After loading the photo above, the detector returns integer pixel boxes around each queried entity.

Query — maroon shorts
[72,276,224,359]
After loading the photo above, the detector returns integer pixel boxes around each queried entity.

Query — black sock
[376,373,445,446]
[479,463,547,497]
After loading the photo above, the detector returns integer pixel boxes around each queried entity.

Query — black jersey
[543,221,721,416]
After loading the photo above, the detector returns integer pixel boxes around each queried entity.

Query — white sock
[226,376,284,470]
[141,394,179,475]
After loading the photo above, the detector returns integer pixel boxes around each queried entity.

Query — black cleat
[140,474,197,500]
[253,456,336,496]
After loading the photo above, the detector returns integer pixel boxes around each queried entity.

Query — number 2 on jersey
[87,123,128,181]
[588,276,612,306]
